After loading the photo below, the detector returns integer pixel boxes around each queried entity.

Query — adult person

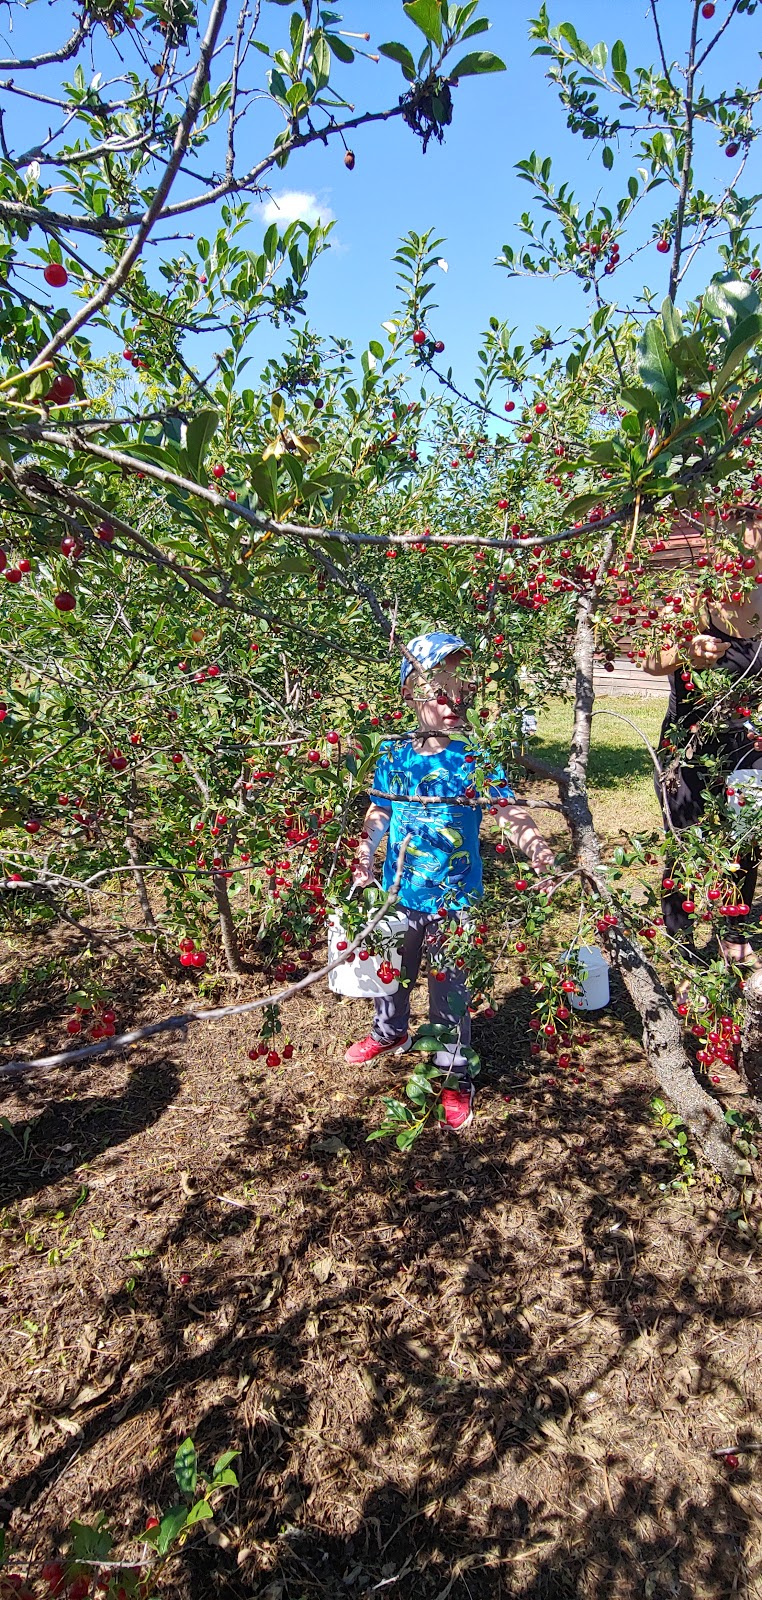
[644,506,762,971]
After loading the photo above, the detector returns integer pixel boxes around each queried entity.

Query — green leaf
[636,320,678,403]
[602,144,613,169]
[448,49,505,78]
[403,0,443,45]
[265,558,313,577]
[564,492,607,519]
[713,313,762,392]
[611,39,627,74]
[378,41,417,80]
[406,1072,437,1101]
[185,1499,213,1528]
[270,391,286,425]
[396,1125,421,1150]
[69,1519,113,1563]
[156,1506,188,1555]
[312,32,331,87]
[461,17,490,39]
[185,410,219,481]
[660,296,683,346]
[326,33,355,63]
[620,384,660,421]
[703,275,761,335]
[174,1437,198,1495]
[210,1467,239,1489]
[667,334,710,387]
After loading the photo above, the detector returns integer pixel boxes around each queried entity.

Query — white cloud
[260,190,335,227]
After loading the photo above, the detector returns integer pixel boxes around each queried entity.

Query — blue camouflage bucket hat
[400,631,472,689]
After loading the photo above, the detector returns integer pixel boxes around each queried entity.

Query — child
[346,631,557,1129]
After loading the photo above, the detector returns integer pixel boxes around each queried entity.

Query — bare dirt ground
[2,889,762,1600]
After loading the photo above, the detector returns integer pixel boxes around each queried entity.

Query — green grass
[531,695,666,838]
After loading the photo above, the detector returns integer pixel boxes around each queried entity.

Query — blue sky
[2,2,761,394]
[250,0,762,389]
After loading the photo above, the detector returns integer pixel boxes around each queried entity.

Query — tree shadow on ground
[0,1055,181,1207]
[1,1018,759,1600]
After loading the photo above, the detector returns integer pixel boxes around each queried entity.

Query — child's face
[404,651,475,734]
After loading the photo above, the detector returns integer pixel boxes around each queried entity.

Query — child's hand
[352,862,375,888]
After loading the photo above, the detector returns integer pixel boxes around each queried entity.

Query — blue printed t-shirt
[370,735,514,914]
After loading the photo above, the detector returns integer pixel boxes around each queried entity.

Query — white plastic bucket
[327,886,407,998]
[562,945,610,1011]
[726,767,762,813]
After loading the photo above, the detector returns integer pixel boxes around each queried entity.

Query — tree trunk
[611,929,738,1182]
[561,536,739,1183]
[213,870,244,974]
[126,775,158,933]
[740,967,762,1105]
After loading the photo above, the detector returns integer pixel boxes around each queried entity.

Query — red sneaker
[441,1080,475,1130]
[344,1032,411,1065]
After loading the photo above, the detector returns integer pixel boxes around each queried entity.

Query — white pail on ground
[327,885,407,998]
[727,767,762,813]
[562,944,610,1011]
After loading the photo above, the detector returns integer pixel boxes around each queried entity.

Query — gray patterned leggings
[371,907,472,1071]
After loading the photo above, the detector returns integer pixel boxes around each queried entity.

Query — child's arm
[351,802,392,887]
[499,802,556,877]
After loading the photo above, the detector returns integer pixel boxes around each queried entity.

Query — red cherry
[657,238,671,253]
[5,568,22,582]
[725,142,740,158]
[66,1017,82,1035]
[17,558,31,573]
[191,950,207,968]
[412,329,426,346]
[497,498,509,510]
[24,818,41,833]
[44,262,68,288]
[434,340,445,353]
[123,349,133,360]
[212,463,226,478]
[725,1452,740,1469]
[96,520,114,543]
[41,1561,66,1594]
[504,401,515,412]
[266,1050,280,1066]
[283,1044,294,1059]
[53,591,76,611]
[145,1515,160,1530]
[48,374,77,406]
[178,1272,191,1286]
[534,401,547,416]
[701,1,715,13]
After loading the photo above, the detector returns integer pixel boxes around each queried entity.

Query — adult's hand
[687,634,730,668]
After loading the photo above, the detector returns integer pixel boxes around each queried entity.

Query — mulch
[1,922,762,1600]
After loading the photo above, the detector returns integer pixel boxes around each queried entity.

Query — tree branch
[28,0,229,371]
